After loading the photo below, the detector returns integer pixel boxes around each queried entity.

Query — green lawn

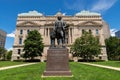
[0,61,26,67]
[0,62,120,80]
[91,61,120,68]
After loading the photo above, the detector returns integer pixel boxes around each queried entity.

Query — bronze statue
[50,16,69,48]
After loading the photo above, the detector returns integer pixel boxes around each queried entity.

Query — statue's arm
[63,22,66,30]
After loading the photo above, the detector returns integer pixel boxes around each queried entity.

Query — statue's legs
[57,37,62,48]
[57,38,62,45]
[57,31,66,48]
[52,39,55,47]
[50,38,55,48]
[62,38,65,48]
[56,31,65,48]
[60,31,64,37]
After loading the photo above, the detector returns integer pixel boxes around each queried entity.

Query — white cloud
[110,28,118,36]
[7,47,13,51]
[7,31,15,38]
[65,0,118,13]
[63,13,66,16]
[91,0,117,12]
[65,0,86,11]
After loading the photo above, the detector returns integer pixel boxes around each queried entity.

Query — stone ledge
[42,71,73,77]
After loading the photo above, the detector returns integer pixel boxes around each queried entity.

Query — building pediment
[17,21,40,27]
[76,21,102,26]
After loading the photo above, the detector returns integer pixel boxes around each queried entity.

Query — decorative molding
[17,21,40,27]
[76,21,102,26]
[13,45,24,48]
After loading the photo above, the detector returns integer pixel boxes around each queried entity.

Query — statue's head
[57,16,62,21]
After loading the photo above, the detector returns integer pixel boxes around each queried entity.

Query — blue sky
[0,0,120,50]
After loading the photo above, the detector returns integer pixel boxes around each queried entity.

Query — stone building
[115,30,120,38]
[0,29,6,48]
[11,10,110,61]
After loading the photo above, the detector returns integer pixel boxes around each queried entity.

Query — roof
[18,10,101,17]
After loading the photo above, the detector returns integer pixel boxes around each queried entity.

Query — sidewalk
[0,63,37,71]
[80,62,120,71]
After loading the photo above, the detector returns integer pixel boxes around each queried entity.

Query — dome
[55,11,64,16]
[75,10,101,16]
[18,10,43,16]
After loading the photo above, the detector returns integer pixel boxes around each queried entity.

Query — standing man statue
[50,16,69,48]
[54,16,66,47]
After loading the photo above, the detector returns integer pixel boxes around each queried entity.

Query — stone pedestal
[43,48,72,76]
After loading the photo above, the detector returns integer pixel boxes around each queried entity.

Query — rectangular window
[82,29,85,34]
[96,29,99,35]
[17,56,20,60]
[19,38,22,44]
[89,29,92,33]
[20,29,23,34]
[27,29,30,34]
[66,38,68,44]
[18,49,21,54]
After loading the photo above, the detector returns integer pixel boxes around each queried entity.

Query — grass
[0,61,26,67]
[0,62,120,80]
[90,61,120,68]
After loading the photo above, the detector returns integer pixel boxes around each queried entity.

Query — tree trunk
[31,57,34,61]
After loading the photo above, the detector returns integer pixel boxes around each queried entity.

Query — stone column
[44,27,46,37]
[69,28,71,44]
[48,28,50,37]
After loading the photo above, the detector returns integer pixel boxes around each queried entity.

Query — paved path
[0,63,37,71]
[80,62,120,71]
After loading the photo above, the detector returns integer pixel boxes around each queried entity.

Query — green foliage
[71,31,101,61]
[6,50,12,60]
[0,47,7,60]
[23,30,44,60]
[105,37,120,60]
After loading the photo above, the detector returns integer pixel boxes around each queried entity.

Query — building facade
[12,10,110,61]
[0,29,6,48]
[115,30,120,38]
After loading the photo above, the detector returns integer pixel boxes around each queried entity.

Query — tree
[105,37,120,60]
[71,31,101,61]
[23,30,44,60]
[0,47,7,60]
[6,50,12,60]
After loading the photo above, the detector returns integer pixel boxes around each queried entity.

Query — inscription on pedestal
[43,48,72,76]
